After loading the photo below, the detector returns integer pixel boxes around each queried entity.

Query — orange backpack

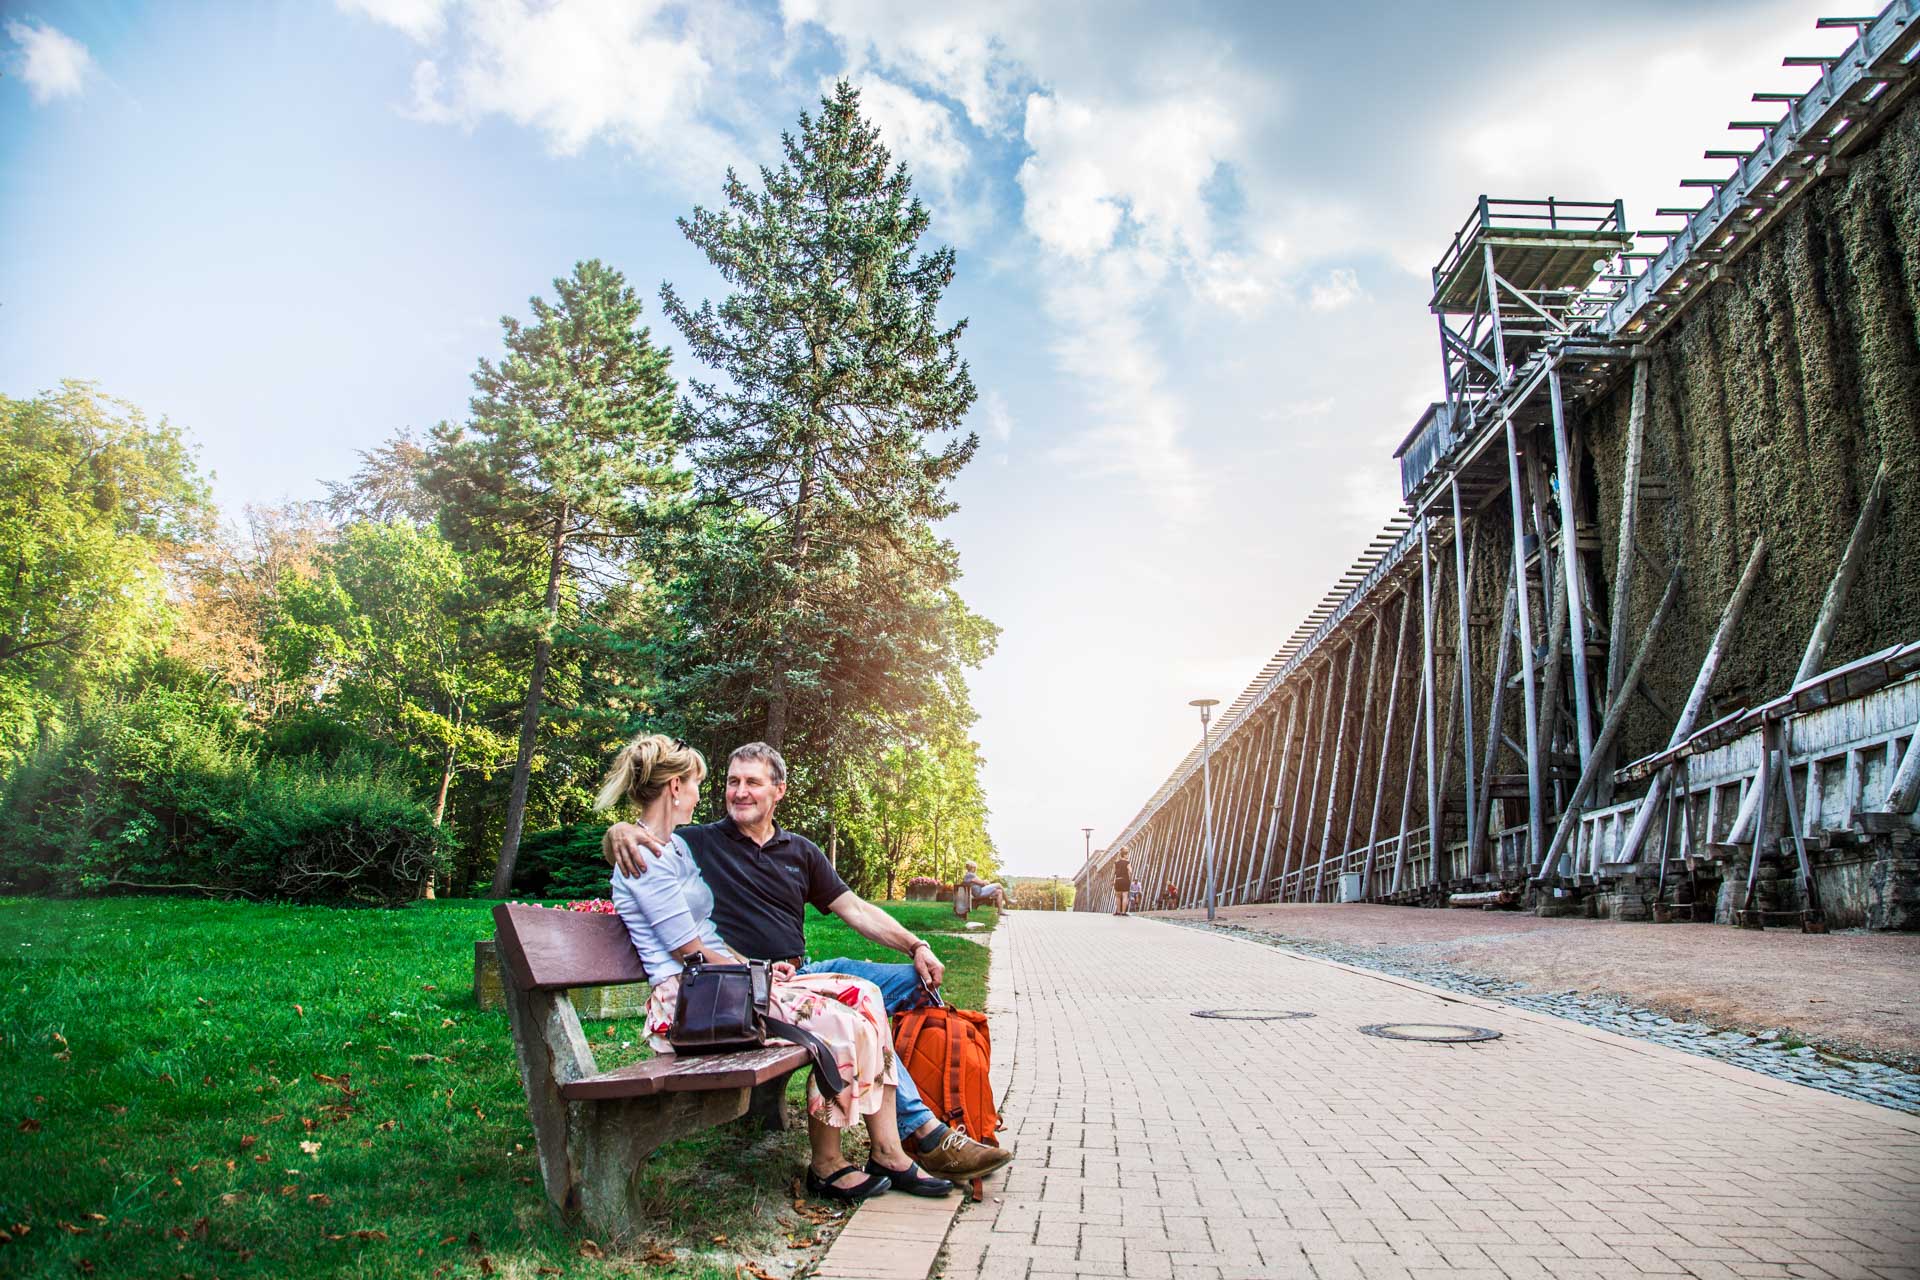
[891,1003,1001,1200]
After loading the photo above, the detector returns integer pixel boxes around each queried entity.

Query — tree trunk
[490,511,569,897]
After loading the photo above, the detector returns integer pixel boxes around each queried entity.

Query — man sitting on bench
[605,740,1014,1186]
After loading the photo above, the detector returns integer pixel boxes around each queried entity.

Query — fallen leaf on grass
[352,1230,388,1242]
[478,1257,495,1276]
[737,1264,778,1280]
[788,1237,818,1249]
[577,1238,605,1259]
[642,1244,676,1265]
[439,1235,459,1247]
[0,1229,10,1245]
[51,1032,67,1047]
[105,1105,126,1116]
[263,1112,286,1125]
[711,1234,729,1245]
[279,1186,297,1197]
[219,1193,247,1207]
[166,1226,186,1241]
[56,1221,85,1235]
[84,1213,106,1224]
[377,1119,397,1131]
[294,1004,305,1017]
[536,1268,560,1276]
[193,1217,208,1239]
[440,1018,456,1028]
[307,1194,333,1207]
[239,1135,258,1150]
[17,1119,39,1133]
[299,1140,321,1158]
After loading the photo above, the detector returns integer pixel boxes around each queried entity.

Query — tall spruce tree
[428,260,683,895]
[661,81,981,752]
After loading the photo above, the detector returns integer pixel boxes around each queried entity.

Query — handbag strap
[764,1014,846,1098]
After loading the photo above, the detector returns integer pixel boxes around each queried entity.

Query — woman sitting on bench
[597,734,951,1203]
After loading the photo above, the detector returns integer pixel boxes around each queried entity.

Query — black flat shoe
[865,1158,954,1197]
[806,1165,891,1202]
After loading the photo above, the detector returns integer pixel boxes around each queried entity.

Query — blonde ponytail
[595,733,707,812]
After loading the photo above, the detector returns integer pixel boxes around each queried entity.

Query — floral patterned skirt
[645,971,898,1129]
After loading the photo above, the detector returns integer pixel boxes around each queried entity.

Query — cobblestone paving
[1186,921,1920,1116]
[943,913,1920,1280]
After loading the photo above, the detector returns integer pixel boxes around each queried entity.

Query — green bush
[513,822,616,899]
[0,683,448,904]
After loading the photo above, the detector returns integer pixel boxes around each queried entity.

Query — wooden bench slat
[560,1045,810,1101]
[493,902,648,991]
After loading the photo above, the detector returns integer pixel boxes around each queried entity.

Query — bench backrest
[492,903,648,991]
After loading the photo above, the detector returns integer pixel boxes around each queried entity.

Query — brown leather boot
[913,1128,1014,1180]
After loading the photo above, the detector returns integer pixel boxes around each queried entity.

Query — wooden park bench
[490,902,809,1238]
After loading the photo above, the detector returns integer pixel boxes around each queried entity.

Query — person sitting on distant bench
[1158,882,1179,911]
[958,862,1008,909]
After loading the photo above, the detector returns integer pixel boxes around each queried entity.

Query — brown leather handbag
[669,959,845,1096]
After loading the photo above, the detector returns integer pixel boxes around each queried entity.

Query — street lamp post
[1081,826,1094,906]
[1190,698,1221,922]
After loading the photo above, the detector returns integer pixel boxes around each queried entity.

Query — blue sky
[1,0,1849,874]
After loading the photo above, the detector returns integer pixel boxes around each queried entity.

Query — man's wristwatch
[909,940,931,958]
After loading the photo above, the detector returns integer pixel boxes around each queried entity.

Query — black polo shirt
[681,816,849,961]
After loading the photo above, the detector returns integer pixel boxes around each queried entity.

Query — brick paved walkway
[943,914,1920,1280]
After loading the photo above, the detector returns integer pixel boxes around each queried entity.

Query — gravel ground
[1141,903,1920,1114]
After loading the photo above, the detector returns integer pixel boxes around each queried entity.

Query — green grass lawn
[0,896,995,1279]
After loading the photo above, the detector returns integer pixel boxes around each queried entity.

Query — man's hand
[911,941,945,990]
[604,822,668,878]
[771,961,797,983]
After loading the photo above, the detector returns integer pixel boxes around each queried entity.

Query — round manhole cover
[1190,1009,1315,1021]
[1359,1023,1501,1043]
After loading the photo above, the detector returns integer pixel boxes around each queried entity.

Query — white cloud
[1308,267,1361,312]
[5,19,92,104]
[835,72,991,244]
[981,390,1014,443]
[780,0,1027,132]
[348,0,767,180]
[337,0,451,43]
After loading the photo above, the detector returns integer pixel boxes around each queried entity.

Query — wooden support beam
[1331,609,1386,900]
[1362,591,1414,897]
[1253,694,1303,898]
[1539,565,1686,876]
[1420,520,1443,890]
[1723,462,1889,849]
[1550,370,1597,766]
[1312,638,1362,902]
[1616,537,1769,866]
[1606,361,1650,714]
[1451,480,1481,868]
[1504,414,1547,876]
[1473,581,1518,878]
[1392,662,1428,895]
[1885,732,1920,816]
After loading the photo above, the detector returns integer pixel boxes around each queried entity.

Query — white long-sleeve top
[609,832,730,981]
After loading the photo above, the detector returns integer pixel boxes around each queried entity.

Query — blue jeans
[801,957,936,1140]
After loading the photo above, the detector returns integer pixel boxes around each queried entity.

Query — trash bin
[1337,872,1363,903]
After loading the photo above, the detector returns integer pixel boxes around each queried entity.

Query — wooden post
[1538,565,1685,875]
[1313,638,1362,901]
[1503,414,1546,877]
[1362,590,1413,896]
[1420,519,1442,891]
[1473,581,1518,879]
[1278,680,1320,898]
[1550,368,1597,765]
[1886,732,1920,816]
[1335,609,1387,891]
[1724,463,1890,845]
[1254,694,1302,899]
[1294,660,1340,900]
[1606,362,1650,712]
[1616,537,1769,866]
[1391,664,1428,894]
[1451,479,1480,872]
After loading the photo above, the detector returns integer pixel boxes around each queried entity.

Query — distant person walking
[1110,851,1133,916]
